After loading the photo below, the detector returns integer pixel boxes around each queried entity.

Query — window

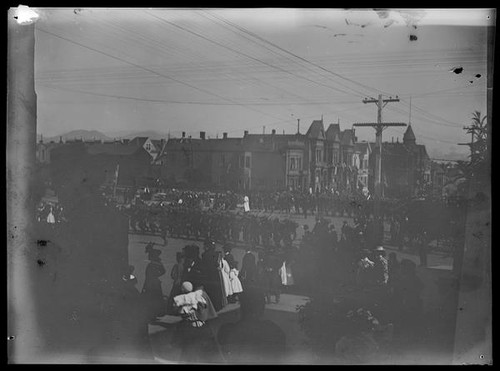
[220,153,226,167]
[145,142,152,151]
[239,155,244,168]
[316,149,322,163]
[245,156,251,168]
[289,155,303,171]
[363,158,368,170]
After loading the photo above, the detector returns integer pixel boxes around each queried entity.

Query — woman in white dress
[218,251,233,299]
[243,195,250,213]
[228,261,243,303]
[46,206,56,224]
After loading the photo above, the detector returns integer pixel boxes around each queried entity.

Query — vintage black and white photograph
[7,7,493,364]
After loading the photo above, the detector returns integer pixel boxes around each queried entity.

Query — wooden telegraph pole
[353,94,406,216]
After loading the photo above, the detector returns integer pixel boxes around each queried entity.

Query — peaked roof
[325,124,340,141]
[150,139,164,151]
[340,129,354,146]
[403,125,416,143]
[306,120,326,140]
[129,137,148,147]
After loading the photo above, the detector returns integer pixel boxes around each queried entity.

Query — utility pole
[353,94,406,209]
[458,130,475,164]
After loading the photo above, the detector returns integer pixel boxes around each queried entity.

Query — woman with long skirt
[200,242,227,312]
[141,248,166,321]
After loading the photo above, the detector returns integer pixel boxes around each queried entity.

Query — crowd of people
[33,180,458,363]
[113,186,459,254]
[135,239,288,363]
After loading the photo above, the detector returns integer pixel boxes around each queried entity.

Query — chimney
[223,132,228,139]
[182,132,186,138]
[271,129,276,135]
[200,131,206,140]
[244,130,248,136]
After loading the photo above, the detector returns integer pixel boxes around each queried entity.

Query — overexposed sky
[33,8,493,157]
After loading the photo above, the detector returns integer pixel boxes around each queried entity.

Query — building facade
[370,125,431,199]
[161,120,370,193]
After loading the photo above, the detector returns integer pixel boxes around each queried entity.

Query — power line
[35,26,294,123]
[202,10,394,98]
[38,83,363,106]
[143,10,367,99]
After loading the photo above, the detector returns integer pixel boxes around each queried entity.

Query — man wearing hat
[373,246,389,286]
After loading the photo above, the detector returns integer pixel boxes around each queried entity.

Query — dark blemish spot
[413,25,417,29]
[409,35,418,41]
[451,67,464,74]
[459,307,464,311]
[37,240,48,246]
[82,178,87,183]
[13,16,18,19]
[480,355,484,359]
[7,336,15,340]
[37,259,46,267]
[476,74,481,78]
[470,81,474,84]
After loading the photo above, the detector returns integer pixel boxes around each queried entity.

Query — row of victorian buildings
[38,119,457,199]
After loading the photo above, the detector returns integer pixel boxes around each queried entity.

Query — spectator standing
[141,248,166,321]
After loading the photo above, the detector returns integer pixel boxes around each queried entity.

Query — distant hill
[41,130,111,143]
[429,147,469,162]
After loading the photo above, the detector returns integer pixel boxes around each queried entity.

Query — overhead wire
[34,26,300,123]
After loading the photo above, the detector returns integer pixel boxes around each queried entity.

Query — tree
[463,111,488,166]
[459,111,490,192]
